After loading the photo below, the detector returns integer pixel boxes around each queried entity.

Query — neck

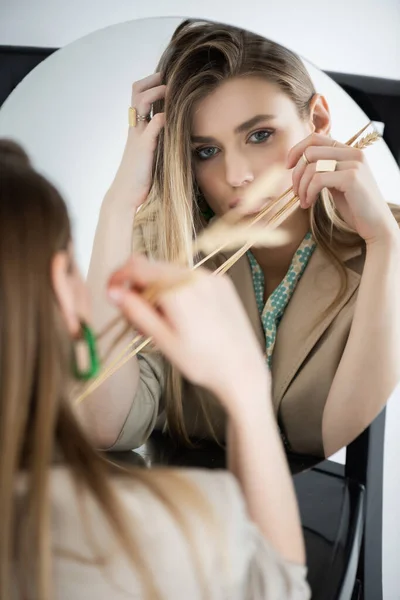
[251,207,310,294]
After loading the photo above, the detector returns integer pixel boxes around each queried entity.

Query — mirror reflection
[1,18,399,465]
[86,19,400,462]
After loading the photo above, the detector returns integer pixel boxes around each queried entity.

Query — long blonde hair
[133,19,400,446]
[0,140,219,600]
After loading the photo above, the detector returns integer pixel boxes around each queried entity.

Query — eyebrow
[191,114,276,144]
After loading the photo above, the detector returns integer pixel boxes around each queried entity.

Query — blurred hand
[107,255,270,416]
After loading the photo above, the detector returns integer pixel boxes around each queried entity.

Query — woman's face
[191,76,316,217]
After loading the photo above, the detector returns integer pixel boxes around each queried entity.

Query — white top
[17,466,310,600]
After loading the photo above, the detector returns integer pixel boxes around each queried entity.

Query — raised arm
[287,132,400,456]
[322,232,400,455]
[78,74,166,448]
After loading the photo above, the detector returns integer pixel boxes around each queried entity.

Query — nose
[224,150,254,188]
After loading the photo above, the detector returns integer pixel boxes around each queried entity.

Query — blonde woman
[86,20,400,458]
[0,140,309,599]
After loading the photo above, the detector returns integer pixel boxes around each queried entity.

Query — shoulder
[177,467,242,500]
[116,467,246,529]
[177,469,310,599]
[47,467,231,599]
[46,465,239,521]
[167,470,311,596]
[48,467,311,600]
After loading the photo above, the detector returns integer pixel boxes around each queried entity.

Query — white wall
[1,3,400,598]
[1,0,400,79]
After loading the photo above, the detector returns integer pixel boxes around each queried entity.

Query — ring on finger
[128,106,150,127]
[316,159,338,173]
[302,152,310,166]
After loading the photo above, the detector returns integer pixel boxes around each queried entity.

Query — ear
[309,94,331,135]
[51,251,81,338]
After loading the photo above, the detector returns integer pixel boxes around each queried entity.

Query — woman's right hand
[111,73,166,210]
[107,255,271,417]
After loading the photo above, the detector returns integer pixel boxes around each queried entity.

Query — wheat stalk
[352,131,381,150]
[74,122,380,406]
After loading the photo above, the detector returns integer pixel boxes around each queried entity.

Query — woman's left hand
[286,132,398,245]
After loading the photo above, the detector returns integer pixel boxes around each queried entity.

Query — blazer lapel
[212,244,363,415]
[210,251,266,351]
[270,245,363,413]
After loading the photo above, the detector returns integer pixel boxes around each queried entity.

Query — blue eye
[249,130,272,144]
[195,146,219,160]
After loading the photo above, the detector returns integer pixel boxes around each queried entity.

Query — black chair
[292,409,385,600]
[313,70,399,599]
[0,46,58,108]
[327,71,400,167]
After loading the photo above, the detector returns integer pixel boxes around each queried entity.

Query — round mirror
[1,17,399,471]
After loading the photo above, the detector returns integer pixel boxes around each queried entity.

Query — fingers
[291,142,364,206]
[143,112,166,146]
[131,72,166,130]
[293,147,351,200]
[107,254,201,294]
[286,133,347,169]
[297,164,316,208]
[109,286,178,353]
[131,72,163,99]
[303,161,359,207]
[135,85,167,115]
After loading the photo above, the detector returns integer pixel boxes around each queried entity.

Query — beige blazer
[111,241,364,458]
[17,467,310,600]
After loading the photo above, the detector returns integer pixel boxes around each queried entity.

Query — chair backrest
[326,71,400,167]
[326,70,400,599]
[0,45,57,108]
[345,409,386,600]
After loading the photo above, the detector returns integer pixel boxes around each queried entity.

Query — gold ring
[128,106,149,127]
[302,152,310,165]
[316,159,338,173]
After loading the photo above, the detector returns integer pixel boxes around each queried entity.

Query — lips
[228,199,241,209]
